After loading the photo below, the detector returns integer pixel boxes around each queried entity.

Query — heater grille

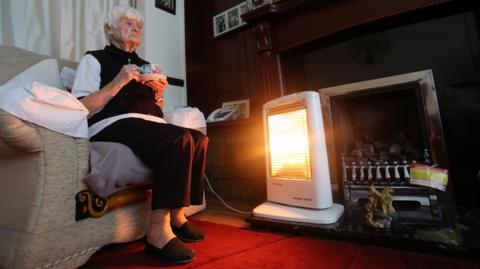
[266,100,312,180]
[267,100,305,114]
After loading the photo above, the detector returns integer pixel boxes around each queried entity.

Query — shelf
[206,118,259,129]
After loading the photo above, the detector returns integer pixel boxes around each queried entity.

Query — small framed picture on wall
[227,8,240,30]
[212,1,248,38]
[222,99,250,119]
[155,0,176,15]
[213,13,227,37]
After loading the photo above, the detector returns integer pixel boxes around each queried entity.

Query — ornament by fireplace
[319,70,450,206]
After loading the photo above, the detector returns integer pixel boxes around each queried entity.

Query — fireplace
[243,1,480,208]
[320,70,449,206]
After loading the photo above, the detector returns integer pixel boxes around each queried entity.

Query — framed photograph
[155,0,175,15]
[227,8,240,30]
[222,99,250,119]
[213,1,248,38]
[239,2,249,18]
[213,13,227,37]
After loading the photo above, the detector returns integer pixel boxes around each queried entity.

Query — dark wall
[184,0,213,114]
[185,0,267,203]
[185,0,263,120]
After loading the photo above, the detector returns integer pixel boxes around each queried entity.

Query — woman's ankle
[170,207,188,228]
[148,209,176,248]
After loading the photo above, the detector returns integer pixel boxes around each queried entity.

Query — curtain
[0,0,133,61]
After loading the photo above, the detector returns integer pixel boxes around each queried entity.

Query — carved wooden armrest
[75,185,152,221]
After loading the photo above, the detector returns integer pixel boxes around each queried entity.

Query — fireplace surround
[242,0,480,208]
[319,69,449,206]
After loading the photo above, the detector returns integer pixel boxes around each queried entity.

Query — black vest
[87,45,163,126]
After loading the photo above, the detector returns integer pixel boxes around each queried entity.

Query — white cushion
[6,59,65,90]
[0,82,89,138]
[164,107,207,129]
[84,142,152,198]
[60,66,77,90]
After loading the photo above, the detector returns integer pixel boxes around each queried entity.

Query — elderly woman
[72,5,207,264]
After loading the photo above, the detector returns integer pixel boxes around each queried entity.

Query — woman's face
[113,18,143,49]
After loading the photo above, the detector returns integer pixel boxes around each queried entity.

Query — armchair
[0,45,205,269]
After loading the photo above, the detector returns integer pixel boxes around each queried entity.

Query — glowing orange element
[267,108,311,180]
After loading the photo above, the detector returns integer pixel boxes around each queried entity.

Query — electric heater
[253,91,344,224]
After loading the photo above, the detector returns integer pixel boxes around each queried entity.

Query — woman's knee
[189,129,209,147]
[177,128,194,146]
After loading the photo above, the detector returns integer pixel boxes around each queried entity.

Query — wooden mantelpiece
[243,0,460,52]
[242,0,465,100]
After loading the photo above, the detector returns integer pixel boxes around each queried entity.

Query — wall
[137,0,187,112]
[185,0,267,204]
[186,0,263,119]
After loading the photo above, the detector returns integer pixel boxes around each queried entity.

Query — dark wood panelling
[185,0,214,113]
[186,0,264,118]
[185,0,268,202]
[206,119,266,202]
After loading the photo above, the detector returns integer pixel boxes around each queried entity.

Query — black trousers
[91,118,208,209]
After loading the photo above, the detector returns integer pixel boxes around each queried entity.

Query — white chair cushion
[84,142,152,198]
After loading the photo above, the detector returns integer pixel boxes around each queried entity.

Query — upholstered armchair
[0,45,204,269]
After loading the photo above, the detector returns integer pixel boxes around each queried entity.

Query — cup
[139,64,161,74]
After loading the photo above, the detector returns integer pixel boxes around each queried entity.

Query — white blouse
[71,54,102,98]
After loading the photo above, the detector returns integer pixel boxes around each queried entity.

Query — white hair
[104,5,144,42]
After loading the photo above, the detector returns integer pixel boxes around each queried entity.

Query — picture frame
[213,13,227,37]
[222,99,250,119]
[155,0,175,15]
[213,1,248,38]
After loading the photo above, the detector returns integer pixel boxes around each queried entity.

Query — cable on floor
[204,174,253,215]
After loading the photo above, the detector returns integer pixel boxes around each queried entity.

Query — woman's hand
[145,77,169,109]
[112,64,140,87]
[145,77,168,93]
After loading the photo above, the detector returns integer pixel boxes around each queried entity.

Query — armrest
[0,109,42,155]
[0,115,90,232]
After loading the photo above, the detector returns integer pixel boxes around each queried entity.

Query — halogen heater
[253,91,344,224]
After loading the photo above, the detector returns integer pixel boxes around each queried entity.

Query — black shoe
[145,238,195,264]
[172,222,206,242]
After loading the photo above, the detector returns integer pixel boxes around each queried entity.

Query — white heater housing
[253,91,344,224]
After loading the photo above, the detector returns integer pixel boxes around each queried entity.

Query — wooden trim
[167,76,185,87]
[75,185,151,221]
[243,0,460,55]
[241,0,314,23]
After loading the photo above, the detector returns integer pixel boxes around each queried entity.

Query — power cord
[204,174,253,215]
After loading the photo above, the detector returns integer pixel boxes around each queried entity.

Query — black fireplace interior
[330,82,428,167]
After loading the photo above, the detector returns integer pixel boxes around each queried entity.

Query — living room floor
[189,196,255,228]
[83,195,480,269]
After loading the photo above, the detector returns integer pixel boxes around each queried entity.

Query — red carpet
[81,220,480,269]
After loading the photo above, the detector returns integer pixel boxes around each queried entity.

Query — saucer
[139,73,166,83]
